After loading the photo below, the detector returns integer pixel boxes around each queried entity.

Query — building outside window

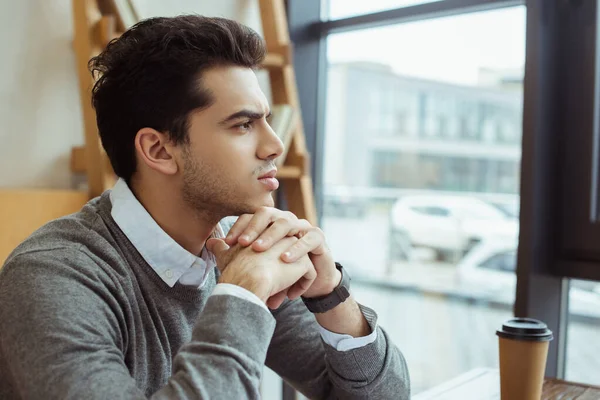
[315,1,600,394]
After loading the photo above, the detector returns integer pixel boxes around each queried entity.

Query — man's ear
[134,128,179,176]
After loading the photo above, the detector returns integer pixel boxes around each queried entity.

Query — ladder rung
[92,15,117,48]
[277,166,303,179]
[261,53,286,69]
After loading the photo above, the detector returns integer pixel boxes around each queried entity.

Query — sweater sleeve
[0,249,275,400]
[266,298,411,399]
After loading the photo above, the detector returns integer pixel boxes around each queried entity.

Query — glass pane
[321,6,525,394]
[326,0,444,20]
[566,279,600,385]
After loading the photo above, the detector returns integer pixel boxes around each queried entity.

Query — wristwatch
[302,262,351,313]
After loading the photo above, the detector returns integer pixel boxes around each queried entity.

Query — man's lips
[258,169,277,179]
[258,169,279,191]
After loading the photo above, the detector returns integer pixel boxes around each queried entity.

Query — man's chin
[231,195,276,216]
[254,194,275,209]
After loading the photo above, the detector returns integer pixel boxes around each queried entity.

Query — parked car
[456,239,600,319]
[388,195,518,262]
[455,238,518,301]
[489,200,520,218]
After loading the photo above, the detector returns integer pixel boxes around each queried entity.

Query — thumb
[206,238,230,260]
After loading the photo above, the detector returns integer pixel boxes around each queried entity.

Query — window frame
[287,0,599,396]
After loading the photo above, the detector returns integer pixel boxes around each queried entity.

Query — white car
[456,239,600,319]
[455,239,518,301]
[388,195,518,261]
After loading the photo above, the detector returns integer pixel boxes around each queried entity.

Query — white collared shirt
[110,178,376,350]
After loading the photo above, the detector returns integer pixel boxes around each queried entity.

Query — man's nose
[257,122,285,161]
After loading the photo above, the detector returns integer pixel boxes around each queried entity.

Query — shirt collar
[109,178,224,287]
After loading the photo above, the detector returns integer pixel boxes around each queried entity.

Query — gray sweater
[0,193,410,399]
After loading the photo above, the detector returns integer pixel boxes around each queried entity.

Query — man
[0,15,410,399]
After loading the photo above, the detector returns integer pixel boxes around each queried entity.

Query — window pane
[326,0,444,20]
[566,279,600,385]
[322,6,525,393]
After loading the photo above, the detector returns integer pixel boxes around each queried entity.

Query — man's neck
[130,180,220,256]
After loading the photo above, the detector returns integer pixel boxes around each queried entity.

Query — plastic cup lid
[496,318,553,342]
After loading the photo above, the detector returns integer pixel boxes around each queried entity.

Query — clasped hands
[206,207,341,309]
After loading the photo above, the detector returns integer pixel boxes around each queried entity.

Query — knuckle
[301,235,314,247]
[293,238,307,249]
[285,236,299,245]
[273,218,290,229]
[248,266,268,285]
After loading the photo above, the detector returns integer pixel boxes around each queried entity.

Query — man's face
[179,66,284,218]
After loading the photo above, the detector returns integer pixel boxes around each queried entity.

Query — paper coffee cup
[496,318,553,400]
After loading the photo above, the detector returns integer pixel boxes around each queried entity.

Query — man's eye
[236,121,253,131]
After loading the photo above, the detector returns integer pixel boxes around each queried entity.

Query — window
[321,6,526,393]
[396,111,409,136]
[291,0,600,396]
[566,279,600,386]
[437,115,448,137]
[326,0,444,20]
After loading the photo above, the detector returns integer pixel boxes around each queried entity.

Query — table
[413,368,600,399]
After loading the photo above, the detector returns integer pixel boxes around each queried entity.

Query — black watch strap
[302,262,351,313]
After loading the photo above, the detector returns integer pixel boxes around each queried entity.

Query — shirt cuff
[317,324,378,352]
[210,283,269,312]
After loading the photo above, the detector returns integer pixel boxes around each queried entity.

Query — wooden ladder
[71,0,120,197]
[71,0,317,225]
[258,0,317,225]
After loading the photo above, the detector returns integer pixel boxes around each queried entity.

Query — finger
[266,289,288,310]
[287,263,317,300]
[224,214,253,246]
[251,217,310,252]
[205,238,230,262]
[238,208,288,246]
[281,229,325,263]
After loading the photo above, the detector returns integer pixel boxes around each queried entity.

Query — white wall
[0,0,84,189]
[0,0,268,189]
[134,0,262,32]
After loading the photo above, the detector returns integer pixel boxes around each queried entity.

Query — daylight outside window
[320,4,600,391]
[326,0,446,20]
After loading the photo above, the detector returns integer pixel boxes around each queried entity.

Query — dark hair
[89,15,266,182]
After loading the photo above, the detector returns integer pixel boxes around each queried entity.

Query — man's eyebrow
[219,109,272,125]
